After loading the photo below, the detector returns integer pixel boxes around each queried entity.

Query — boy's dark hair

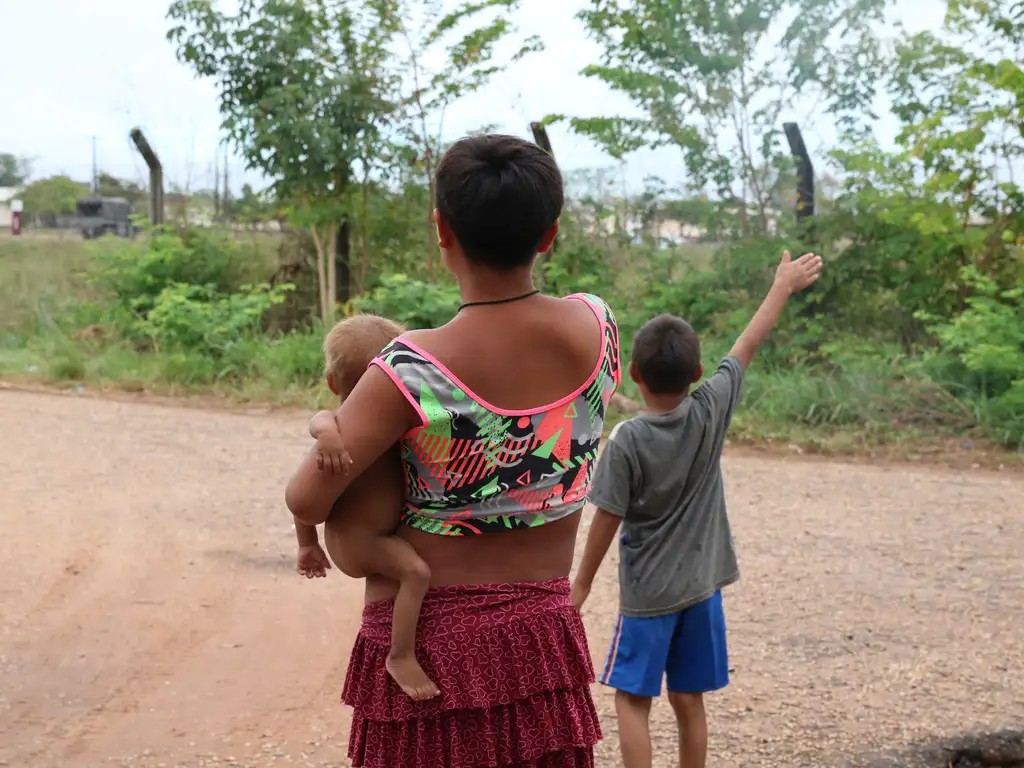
[631,314,702,395]
[435,134,563,269]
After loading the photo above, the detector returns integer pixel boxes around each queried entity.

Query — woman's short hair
[435,134,563,269]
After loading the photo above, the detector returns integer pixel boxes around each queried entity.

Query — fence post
[530,122,558,287]
[130,128,165,226]
[782,122,814,227]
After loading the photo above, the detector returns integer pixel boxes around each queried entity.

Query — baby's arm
[309,409,352,475]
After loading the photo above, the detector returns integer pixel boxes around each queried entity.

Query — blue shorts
[599,591,729,697]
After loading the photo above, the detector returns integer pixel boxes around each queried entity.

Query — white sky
[3,0,946,195]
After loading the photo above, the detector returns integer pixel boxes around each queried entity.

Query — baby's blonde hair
[324,314,405,399]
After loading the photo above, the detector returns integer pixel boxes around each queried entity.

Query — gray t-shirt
[588,356,744,617]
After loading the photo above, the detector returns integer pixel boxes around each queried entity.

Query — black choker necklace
[458,289,540,312]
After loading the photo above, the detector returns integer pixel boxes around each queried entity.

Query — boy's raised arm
[728,250,823,369]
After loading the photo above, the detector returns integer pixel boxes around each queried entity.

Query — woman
[286,134,620,768]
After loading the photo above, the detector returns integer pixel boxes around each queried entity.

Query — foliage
[18,176,90,224]
[0,153,30,187]
[140,281,293,358]
[96,172,147,208]
[562,0,889,235]
[168,0,399,322]
[922,267,1024,448]
[352,273,460,330]
[167,0,538,318]
[88,227,246,319]
[235,183,279,226]
[1,2,1022,453]
[386,0,543,267]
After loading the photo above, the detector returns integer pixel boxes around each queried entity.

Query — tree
[0,153,30,187]
[561,0,889,237]
[813,0,1024,331]
[169,0,541,316]
[168,0,399,324]
[890,0,1024,261]
[235,182,276,226]
[97,172,147,208]
[19,176,90,226]
[383,1,542,271]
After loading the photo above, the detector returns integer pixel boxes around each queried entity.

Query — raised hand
[774,250,823,294]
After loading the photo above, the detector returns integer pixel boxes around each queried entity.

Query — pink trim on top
[368,358,429,435]
[397,293,609,417]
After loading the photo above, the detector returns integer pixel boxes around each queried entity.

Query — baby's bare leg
[360,535,438,701]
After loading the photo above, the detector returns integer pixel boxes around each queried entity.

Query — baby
[293,313,439,701]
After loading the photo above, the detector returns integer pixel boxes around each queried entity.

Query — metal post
[782,122,814,225]
[129,127,164,226]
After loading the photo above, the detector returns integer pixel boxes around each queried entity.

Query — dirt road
[1,389,1021,767]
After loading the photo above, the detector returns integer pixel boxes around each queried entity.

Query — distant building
[0,187,21,228]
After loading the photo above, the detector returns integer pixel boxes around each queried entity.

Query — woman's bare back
[363,294,604,603]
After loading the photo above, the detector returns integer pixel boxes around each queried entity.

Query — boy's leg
[357,535,437,700]
[615,691,654,768]
[665,591,729,768]
[667,692,707,768]
[599,614,675,768]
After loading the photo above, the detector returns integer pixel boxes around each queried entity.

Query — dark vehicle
[76,197,136,238]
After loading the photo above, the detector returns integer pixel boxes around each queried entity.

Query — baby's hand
[297,543,332,579]
[315,429,352,475]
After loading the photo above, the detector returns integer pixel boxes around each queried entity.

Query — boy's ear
[693,362,704,383]
[629,361,641,384]
[326,374,340,396]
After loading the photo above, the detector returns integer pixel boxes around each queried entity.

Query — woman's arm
[285,365,417,525]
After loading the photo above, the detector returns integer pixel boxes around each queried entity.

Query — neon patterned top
[370,293,621,536]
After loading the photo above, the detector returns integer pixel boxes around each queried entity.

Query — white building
[0,187,21,228]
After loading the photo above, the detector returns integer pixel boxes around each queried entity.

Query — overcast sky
[3,0,945,195]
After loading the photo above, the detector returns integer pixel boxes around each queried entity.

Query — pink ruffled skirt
[342,577,601,767]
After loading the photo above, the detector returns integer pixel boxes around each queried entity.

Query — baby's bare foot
[386,653,440,701]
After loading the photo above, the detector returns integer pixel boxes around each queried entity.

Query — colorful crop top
[370,293,621,536]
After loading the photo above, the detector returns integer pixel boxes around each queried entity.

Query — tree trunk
[326,222,338,324]
[310,225,329,326]
[358,183,370,295]
[335,218,351,306]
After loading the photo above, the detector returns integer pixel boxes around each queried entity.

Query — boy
[571,250,823,768]
[294,313,440,702]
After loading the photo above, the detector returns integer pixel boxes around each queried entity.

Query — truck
[75,196,136,239]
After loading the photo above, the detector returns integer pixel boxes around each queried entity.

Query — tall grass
[0,229,332,407]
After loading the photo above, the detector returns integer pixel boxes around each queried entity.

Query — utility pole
[213,152,221,219]
[222,148,231,220]
[92,136,99,194]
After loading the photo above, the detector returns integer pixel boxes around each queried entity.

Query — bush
[139,281,293,358]
[88,227,250,317]
[352,273,460,329]
[921,267,1024,448]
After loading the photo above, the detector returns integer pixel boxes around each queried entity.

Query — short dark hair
[631,315,702,395]
[435,134,563,269]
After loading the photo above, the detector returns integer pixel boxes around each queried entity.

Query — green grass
[0,232,95,334]
[1,231,1020,458]
[0,229,329,406]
